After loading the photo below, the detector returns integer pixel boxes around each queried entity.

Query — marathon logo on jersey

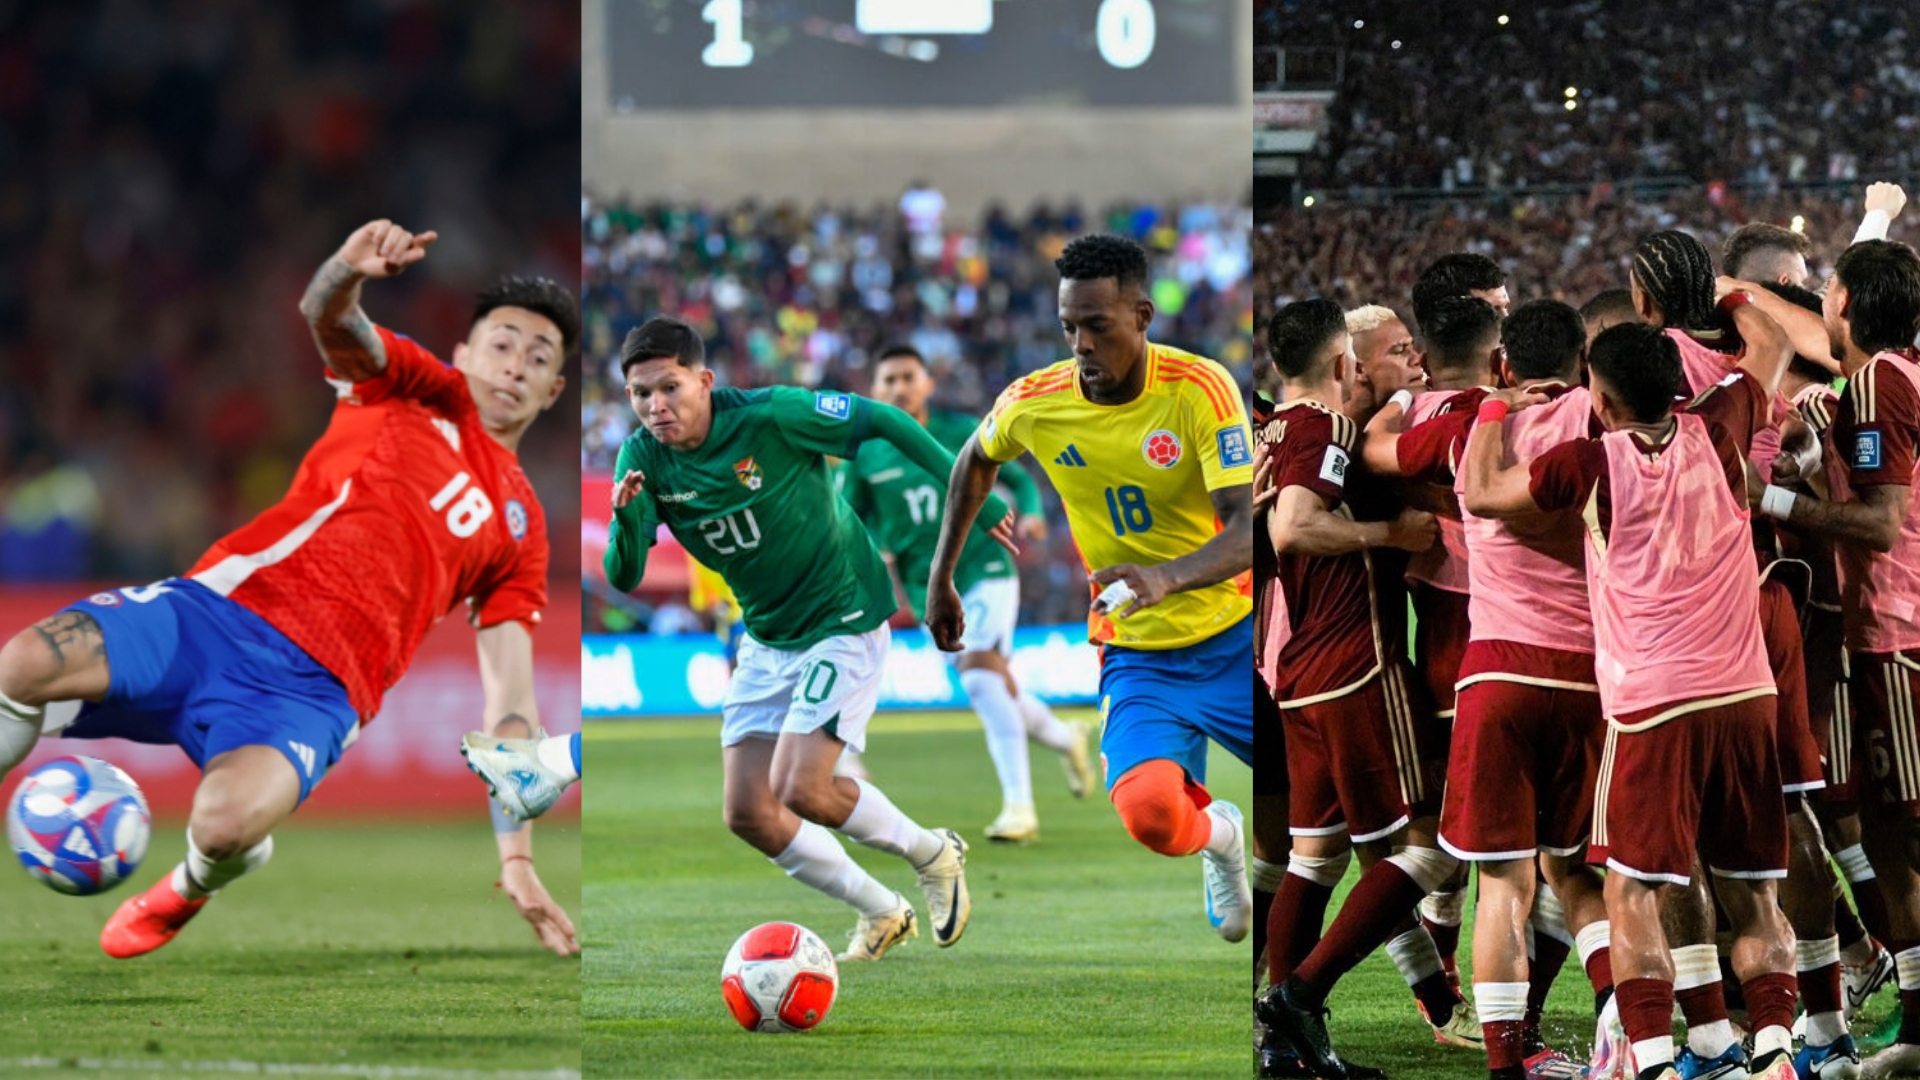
[814,392,852,421]
[1854,430,1883,471]
[87,592,121,608]
[1217,427,1252,469]
[505,499,528,541]
[734,457,764,490]
[1320,444,1350,488]
[1141,429,1184,469]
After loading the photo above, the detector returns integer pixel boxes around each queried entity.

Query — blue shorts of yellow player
[1097,614,1254,790]
[51,579,358,803]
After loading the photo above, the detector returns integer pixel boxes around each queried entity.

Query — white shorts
[721,624,891,752]
[956,576,1020,659]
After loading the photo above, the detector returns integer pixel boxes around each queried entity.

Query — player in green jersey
[604,317,1014,962]
[844,344,1095,843]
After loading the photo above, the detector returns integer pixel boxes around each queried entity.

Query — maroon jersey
[1829,352,1920,652]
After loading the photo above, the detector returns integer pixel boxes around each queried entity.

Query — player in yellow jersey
[927,234,1257,942]
[688,555,744,666]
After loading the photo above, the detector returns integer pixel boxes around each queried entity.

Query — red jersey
[1829,352,1920,652]
[188,327,549,720]
[1267,401,1388,706]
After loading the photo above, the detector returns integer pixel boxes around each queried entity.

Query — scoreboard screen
[607,0,1238,109]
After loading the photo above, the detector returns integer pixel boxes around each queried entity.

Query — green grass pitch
[0,818,580,1079]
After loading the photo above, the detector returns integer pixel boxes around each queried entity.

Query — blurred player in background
[605,316,1014,962]
[0,220,579,958]
[927,234,1257,942]
[846,343,1094,842]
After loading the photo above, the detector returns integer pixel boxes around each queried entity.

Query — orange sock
[1110,760,1213,857]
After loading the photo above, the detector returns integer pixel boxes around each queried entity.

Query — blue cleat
[1675,1043,1749,1080]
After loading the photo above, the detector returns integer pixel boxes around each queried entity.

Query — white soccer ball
[7,755,152,896]
[720,921,839,1033]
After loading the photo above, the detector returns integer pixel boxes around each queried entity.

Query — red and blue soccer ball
[7,755,152,896]
[720,921,838,1033]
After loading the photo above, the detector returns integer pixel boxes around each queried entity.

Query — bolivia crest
[734,457,764,490]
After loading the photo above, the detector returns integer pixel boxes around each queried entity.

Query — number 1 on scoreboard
[701,0,754,68]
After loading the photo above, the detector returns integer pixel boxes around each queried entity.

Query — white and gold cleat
[983,804,1039,844]
[836,893,917,962]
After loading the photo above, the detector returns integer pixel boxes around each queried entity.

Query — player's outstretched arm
[1459,393,1545,519]
[1090,483,1257,619]
[475,621,579,958]
[1854,181,1907,244]
[298,220,438,383]
[1766,482,1908,553]
[1719,278,1835,377]
[604,442,655,593]
[926,435,1003,651]
[1268,485,1432,557]
[1721,295,1798,393]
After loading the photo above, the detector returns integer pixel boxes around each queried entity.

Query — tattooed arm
[298,220,439,383]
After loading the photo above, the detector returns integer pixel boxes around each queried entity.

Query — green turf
[0,819,580,1078]
[584,710,1252,1079]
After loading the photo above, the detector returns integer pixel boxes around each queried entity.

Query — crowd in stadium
[1261,0,1920,192]
[0,0,580,582]
[581,193,1253,634]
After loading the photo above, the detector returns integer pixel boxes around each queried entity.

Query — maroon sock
[1834,892,1868,950]
[1585,945,1615,994]
[1742,971,1798,1035]
[1855,881,1895,949]
[1292,860,1428,1001]
[1675,979,1729,1030]
[1801,961,1843,1018]
[1526,932,1572,1028]
[1615,977,1676,1046]
[1267,873,1334,987]
[1412,970,1462,1022]
[1423,912,1462,970]
[1484,1018,1529,1071]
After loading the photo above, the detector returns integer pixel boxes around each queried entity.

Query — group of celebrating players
[1255,182,1920,1080]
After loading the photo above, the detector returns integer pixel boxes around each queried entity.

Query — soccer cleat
[914,829,971,947]
[983,804,1039,844]
[1674,1043,1747,1080]
[1589,993,1636,1080]
[1202,801,1252,943]
[1256,1042,1318,1079]
[1059,719,1095,800]
[1794,1034,1862,1079]
[100,875,210,959]
[1523,1048,1589,1079]
[1257,977,1377,1080]
[1846,946,1896,1018]
[460,732,567,822]
[1424,999,1483,1049]
[1861,1042,1920,1079]
[1745,1048,1795,1080]
[836,893,917,961]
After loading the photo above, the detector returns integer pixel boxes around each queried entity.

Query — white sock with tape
[0,688,43,778]
[173,830,274,900]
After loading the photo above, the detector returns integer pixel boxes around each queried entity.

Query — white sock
[1631,1035,1675,1070]
[1203,803,1239,859]
[961,668,1033,807]
[1575,919,1611,969]
[0,688,42,778]
[1250,856,1287,893]
[839,778,944,866]
[1834,843,1876,884]
[1420,887,1465,929]
[1799,935,1846,1043]
[535,734,579,782]
[174,830,274,900]
[1474,980,1529,1023]
[1386,927,1444,986]
[771,820,898,917]
[1673,944,1734,1056]
[1018,690,1075,752]
[1752,1023,1792,1060]
[1894,944,1920,991]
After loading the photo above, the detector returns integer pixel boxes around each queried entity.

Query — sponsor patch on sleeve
[814,392,852,420]
[1854,430,1883,471]
[1216,427,1252,469]
[1319,444,1349,488]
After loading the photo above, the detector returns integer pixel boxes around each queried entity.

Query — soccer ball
[720,921,838,1033]
[7,755,152,896]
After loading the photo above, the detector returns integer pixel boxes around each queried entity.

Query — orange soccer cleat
[100,875,208,959]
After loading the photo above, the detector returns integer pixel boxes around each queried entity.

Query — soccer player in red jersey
[1365,300,1618,1079]
[1257,298,1473,1079]
[1754,238,1920,1077]
[1462,320,1804,1080]
[0,220,578,958]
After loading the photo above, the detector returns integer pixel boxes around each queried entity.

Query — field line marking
[0,1058,578,1080]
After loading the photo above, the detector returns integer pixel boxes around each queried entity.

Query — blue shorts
[1099,614,1254,791]
[57,579,358,803]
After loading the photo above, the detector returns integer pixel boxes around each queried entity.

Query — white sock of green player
[172,831,275,900]
[0,689,42,778]
[771,820,899,917]
[1016,689,1075,752]
[839,778,944,866]
[959,668,1033,809]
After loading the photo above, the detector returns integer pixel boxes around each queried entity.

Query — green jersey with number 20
[611,387,897,652]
